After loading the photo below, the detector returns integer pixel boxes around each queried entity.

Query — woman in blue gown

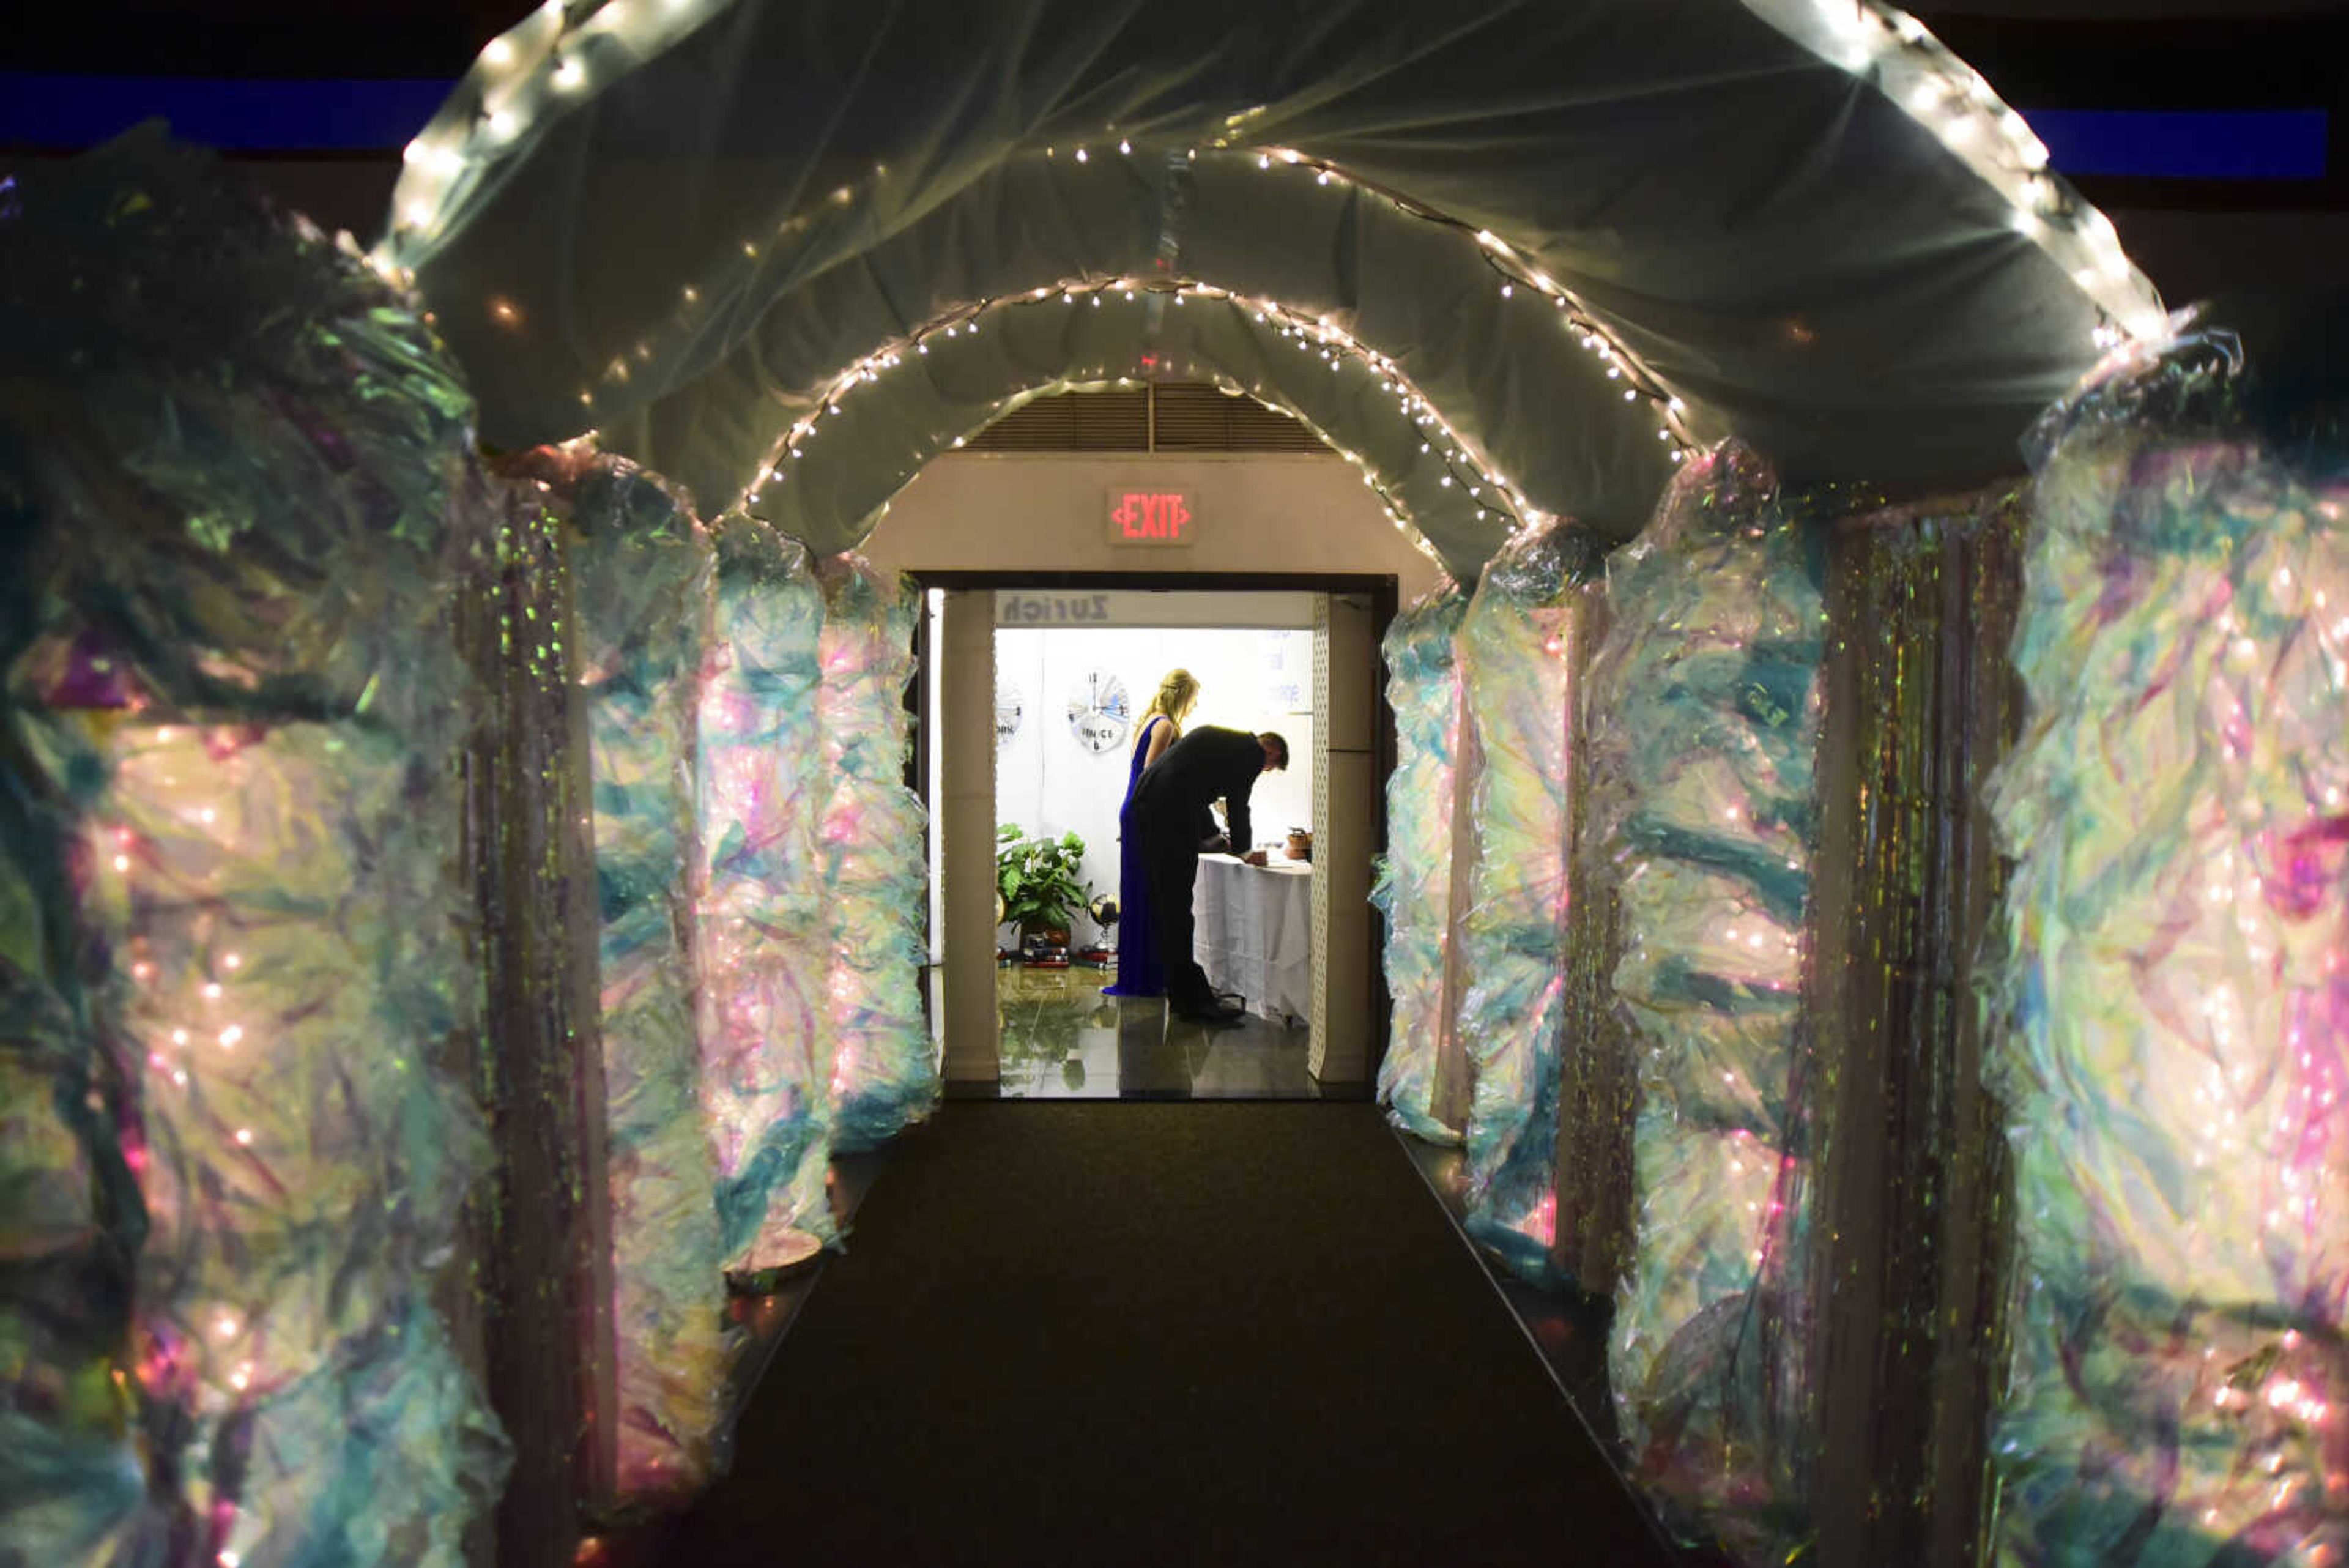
[1104,668,1199,997]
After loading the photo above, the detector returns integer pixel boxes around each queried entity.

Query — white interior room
[991,596,1318,939]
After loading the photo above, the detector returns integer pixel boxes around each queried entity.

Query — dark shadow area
[1392,1132,1740,1568]
[627,1101,1672,1567]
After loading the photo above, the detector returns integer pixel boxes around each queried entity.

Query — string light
[565,143,1691,526]
[1757,0,2165,343]
[377,0,2161,373]
[734,278,1568,568]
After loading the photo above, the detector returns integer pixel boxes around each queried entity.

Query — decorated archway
[369,2,2181,1562]
[39,1,2343,1566]
[378,0,2164,565]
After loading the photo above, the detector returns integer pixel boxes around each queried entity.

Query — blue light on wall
[2024,108,2328,180]
[0,74,453,153]
[0,74,2331,185]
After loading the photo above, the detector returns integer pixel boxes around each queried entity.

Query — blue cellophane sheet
[1583,445,1823,1556]
[1989,333,2349,1568]
[1373,584,1469,1143]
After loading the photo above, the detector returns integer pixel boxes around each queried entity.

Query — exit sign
[1106,488,1197,546]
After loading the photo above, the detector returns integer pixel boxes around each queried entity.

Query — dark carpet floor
[653,1102,1672,1567]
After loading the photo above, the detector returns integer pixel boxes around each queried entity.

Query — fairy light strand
[731,277,1600,564]
[375,0,2164,366]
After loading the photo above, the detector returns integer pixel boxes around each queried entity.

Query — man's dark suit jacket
[1128,724,1266,854]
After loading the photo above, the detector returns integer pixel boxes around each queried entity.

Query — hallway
[644,1103,1672,1566]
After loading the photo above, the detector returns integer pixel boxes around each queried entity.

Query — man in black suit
[1124,725,1289,1022]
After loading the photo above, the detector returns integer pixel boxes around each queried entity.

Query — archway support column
[1310,591,1379,1083]
[938,589,1000,1083]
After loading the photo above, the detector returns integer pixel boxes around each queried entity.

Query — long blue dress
[1103,713,1172,996]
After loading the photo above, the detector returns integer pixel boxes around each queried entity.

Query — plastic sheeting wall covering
[1373,584,1469,1144]
[565,459,735,1501]
[1456,520,1608,1286]
[1581,445,1824,1558]
[0,131,508,1564]
[815,559,937,1151]
[698,515,838,1271]
[1988,333,2349,1567]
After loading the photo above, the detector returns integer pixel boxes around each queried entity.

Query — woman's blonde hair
[1142,667,1200,727]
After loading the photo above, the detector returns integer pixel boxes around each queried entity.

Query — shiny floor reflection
[958,965,1354,1100]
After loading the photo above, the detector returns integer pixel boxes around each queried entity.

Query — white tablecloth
[1192,854,1314,1022]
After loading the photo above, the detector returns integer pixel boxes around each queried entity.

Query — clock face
[1066,669,1132,755]
[995,679,1025,745]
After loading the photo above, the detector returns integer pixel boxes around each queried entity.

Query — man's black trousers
[1128,801,1216,1011]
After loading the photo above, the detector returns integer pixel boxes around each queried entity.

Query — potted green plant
[995,825,1096,952]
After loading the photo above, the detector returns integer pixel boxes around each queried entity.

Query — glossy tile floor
[946,964,1360,1099]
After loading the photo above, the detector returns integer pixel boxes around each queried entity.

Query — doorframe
[907,568,1400,1089]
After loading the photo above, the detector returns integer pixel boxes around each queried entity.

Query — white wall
[993,621,1315,937]
[860,451,1446,603]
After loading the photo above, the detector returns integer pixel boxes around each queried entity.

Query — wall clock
[995,678,1024,745]
[1066,669,1131,755]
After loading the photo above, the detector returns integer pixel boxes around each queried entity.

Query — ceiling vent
[963,382,1327,454]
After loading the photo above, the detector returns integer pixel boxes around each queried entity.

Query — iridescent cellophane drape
[1455,521,1609,1285]
[564,459,735,1499]
[1989,329,2349,1567]
[0,132,508,1564]
[699,515,837,1273]
[1580,445,1824,1556]
[814,557,937,1151]
[1373,582,1470,1144]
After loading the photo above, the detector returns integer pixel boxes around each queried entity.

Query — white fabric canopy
[384,0,2162,570]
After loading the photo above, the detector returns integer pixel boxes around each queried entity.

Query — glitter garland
[1805,492,2024,1568]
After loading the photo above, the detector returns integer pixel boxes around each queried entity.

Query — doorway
[916,573,1396,1098]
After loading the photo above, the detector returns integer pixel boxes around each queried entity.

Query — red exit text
[1106,489,1197,546]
